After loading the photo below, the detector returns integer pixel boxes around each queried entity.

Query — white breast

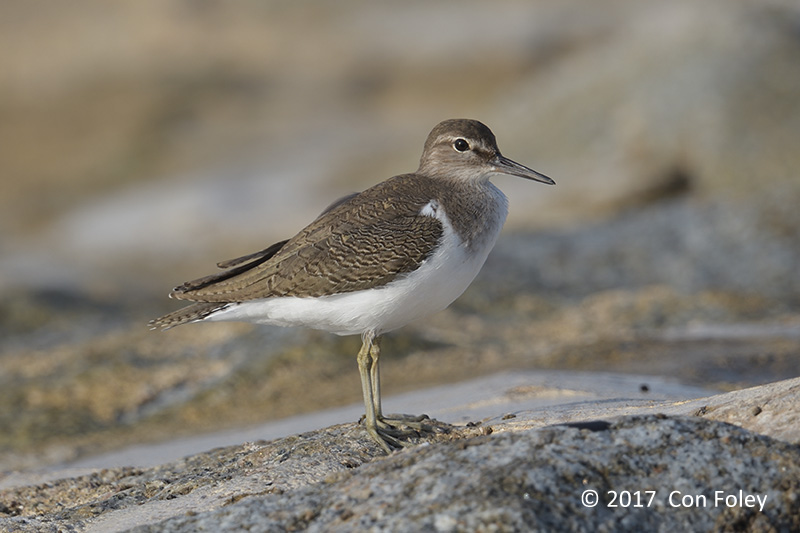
[207,185,508,336]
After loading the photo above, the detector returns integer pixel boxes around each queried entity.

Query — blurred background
[1,0,799,471]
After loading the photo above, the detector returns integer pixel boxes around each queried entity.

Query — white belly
[207,188,508,336]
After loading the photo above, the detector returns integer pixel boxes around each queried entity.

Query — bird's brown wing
[169,175,444,303]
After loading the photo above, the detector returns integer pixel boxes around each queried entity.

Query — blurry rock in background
[0,0,798,470]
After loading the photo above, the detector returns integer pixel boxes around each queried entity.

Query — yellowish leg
[357,331,391,453]
[369,335,383,420]
[358,331,438,452]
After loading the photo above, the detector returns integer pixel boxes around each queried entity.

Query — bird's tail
[148,302,229,330]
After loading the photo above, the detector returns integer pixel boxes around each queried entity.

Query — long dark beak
[491,154,555,185]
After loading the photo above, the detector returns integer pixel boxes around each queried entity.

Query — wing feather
[170,175,444,303]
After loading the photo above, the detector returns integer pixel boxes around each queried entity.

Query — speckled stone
[3,379,800,532]
[121,415,799,533]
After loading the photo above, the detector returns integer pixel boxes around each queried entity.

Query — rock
[488,376,800,446]
[128,416,798,533]
[667,378,800,445]
[1,377,798,532]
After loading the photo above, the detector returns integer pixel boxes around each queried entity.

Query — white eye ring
[453,138,469,152]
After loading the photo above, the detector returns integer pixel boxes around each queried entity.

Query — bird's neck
[431,177,509,252]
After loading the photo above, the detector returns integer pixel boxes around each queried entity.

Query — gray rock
[2,377,798,533]
[127,416,799,533]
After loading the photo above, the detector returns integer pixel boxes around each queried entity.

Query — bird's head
[417,119,554,185]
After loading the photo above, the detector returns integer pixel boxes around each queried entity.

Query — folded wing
[170,176,444,303]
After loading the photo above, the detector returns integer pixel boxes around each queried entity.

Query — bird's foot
[378,413,434,432]
[363,413,448,453]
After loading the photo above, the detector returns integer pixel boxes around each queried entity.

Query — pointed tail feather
[148,302,230,330]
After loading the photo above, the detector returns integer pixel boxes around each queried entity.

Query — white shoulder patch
[419,199,441,218]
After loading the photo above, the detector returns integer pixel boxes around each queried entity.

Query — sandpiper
[150,119,554,452]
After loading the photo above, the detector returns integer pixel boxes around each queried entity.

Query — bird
[149,119,554,452]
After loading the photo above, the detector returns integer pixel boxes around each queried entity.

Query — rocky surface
[1,377,798,532]
[130,416,795,533]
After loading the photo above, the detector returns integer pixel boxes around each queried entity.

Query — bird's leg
[357,331,392,453]
[369,337,431,432]
[357,332,437,452]
[359,331,416,452]
[369,335,383,420]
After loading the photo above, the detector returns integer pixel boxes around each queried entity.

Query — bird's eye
[453,138,470,152]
